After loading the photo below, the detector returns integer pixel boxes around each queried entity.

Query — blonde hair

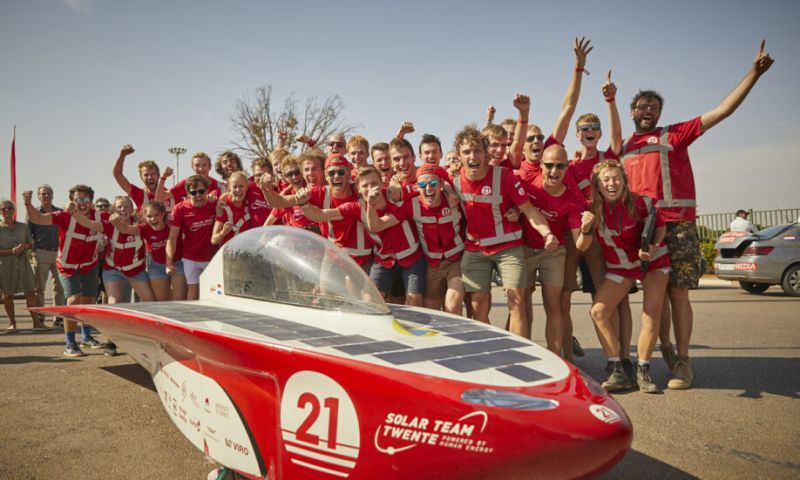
[590,160,638,232]
[576,113,601,128]
[482,124,508,140]
[347,135,369,153]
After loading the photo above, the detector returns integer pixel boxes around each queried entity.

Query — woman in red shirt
[587,160,669,394]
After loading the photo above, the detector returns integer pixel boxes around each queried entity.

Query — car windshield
[221,226,389,315]
[756,224,794,239]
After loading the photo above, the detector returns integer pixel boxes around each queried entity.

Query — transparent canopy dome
[221,226,389,315]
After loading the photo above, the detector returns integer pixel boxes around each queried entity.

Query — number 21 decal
[280,371,360,477]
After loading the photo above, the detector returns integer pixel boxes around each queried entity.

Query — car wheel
[739,281,770,294]
[780,264,800,297]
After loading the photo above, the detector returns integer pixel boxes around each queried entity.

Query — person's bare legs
[24,291,46,327]
[507,287,528,338]
[443,277,465,315]
[130,280,155,302]
[590,278,634,358]
[669,287,692,356]
[171,275,188,300]
[3,294,16,330]
[542,285,566,359]
[470,292,491,323]
[617,296,633,359]
[638,272,668,361]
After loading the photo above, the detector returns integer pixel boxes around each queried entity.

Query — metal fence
[697,208,800,243]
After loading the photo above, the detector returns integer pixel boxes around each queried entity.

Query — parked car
[714,223,800,296]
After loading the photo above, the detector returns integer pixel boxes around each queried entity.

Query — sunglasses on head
[189,189,206,196]
[542,162,568,171]
[578,123,601,132]
[284,169,301,177]
[525,134,545,142]
[417,180,439,189]
[326,168,348,178]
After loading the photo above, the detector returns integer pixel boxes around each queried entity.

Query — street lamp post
[167,147,187,186]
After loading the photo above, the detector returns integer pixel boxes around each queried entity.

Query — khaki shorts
[425,259,461,300]
[664,221,702,289]
[461,246,527,293]
[524,246,566,289]
[563,237,605,292]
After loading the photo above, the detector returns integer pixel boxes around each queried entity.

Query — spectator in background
[28,184,65,326]
[730,209,757,234]
[1,199,48,332]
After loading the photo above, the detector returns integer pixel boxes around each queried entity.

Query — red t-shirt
[622,117,703,222]
[456,166,528,255]
[410,197,465,266]
[215,198,253,246]
[129,184,173,215]
[50,209,106,275]
[566,148,620,200]
[521,177,583,249]
[515,134,560,185]
[170,199,218,262]
[596,195,670,279]
[246,180,271,227]
[138,222,180,264]
[347,200,421,269]
[308,186,372,265]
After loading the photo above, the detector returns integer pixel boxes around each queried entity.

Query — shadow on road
[602,449,699,479]
[0,355,80,365]
[101,362,157,392]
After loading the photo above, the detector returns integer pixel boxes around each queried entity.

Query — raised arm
[112,144,136,194]
[700,39,774,134]
[71,205,104,233]
[395,121,415,140]
[572,211,595,252]
[602,70,623,155]
[508,94,530,167]
[552,37,592,144]
[258,173,301,209]
[155,167,174,203]
[300,204,343,222]
[484,105,496,129]
[22,191,53,225]
[365,188,399,233]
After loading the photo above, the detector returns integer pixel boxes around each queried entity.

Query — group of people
[0,37,773,394]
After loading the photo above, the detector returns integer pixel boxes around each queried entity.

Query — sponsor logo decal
[374,411,494,455]
[590,404,622,425]
[718,231,747,244]
[647,136,658,144]
[225,438,250,456]
[209,283,223,295]
[481,186,492,195]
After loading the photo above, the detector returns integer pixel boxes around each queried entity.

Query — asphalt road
[1,279,798,479]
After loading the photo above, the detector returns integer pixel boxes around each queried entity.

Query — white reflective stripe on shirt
[59,211,103,270]
[454,166,521,247]
[106,226,145,272]
[411,197,464,259]
[222,204,251,233]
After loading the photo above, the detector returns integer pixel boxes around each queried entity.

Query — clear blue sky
[2,0,798,215]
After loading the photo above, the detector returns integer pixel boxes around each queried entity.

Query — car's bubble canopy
[221,226,389,315]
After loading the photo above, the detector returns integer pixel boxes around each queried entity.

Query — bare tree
[230,85,358,159]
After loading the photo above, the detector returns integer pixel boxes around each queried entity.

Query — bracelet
[604,96,615,103]
[518,119,528,124]
[575,67,584,73]
[307,139,316,148]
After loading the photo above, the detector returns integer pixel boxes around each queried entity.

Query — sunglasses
[417,180,439,189]
[1,206,14,212]
[327,141,345,148]
[95,203,110,209]
[326,168,348,178]
[74,197,92,204]
[578,123,601,132]
[542,162,568,171]
[525,134,545,142]
[189,189,206,196]
[284,169,301,177]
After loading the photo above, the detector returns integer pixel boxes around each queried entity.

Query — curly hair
[453,124,487,155]
[630,90,664,111]
[215,151,243,178]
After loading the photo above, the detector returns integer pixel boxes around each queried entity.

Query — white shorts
[183,259,210,285]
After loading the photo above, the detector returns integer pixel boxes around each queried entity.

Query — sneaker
[660,343,678,372]
[571,337,585,357]
[64,344,86,357]
[80,337,105,349]
[601,361,633,392]
[668,355,694,390]
[636,363,662,394]
[621,358,635,381]
[104,341,118,357]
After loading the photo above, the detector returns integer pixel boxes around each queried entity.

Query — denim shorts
[147,257,185,280]
[369,256,426,295]
[59,264,100,299]
[102,267,149,284]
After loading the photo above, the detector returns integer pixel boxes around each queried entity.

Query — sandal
[5,326,17,334]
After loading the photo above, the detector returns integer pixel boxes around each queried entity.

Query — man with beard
[621,40,773,389]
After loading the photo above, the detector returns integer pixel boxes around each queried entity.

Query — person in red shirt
[483,94,529,169]
[521,146,593,360]
[621,40,773,390]
[411,164,466,314]
[24,185,105,357]
[112,144,172,215]
[110,201,187,301]
[561,72,626,363]
[165,152,224,205]
[347,135,370,169]
[587,160,669,394]
[371,143,394,186]
[355,167,425,306]
[247,156,273,226]
[212,172,253,246]
[265,157,318,232]
[452,125,555,337]
[167,175,218,300]
[214,150,244,182]
[73,196,155,305]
